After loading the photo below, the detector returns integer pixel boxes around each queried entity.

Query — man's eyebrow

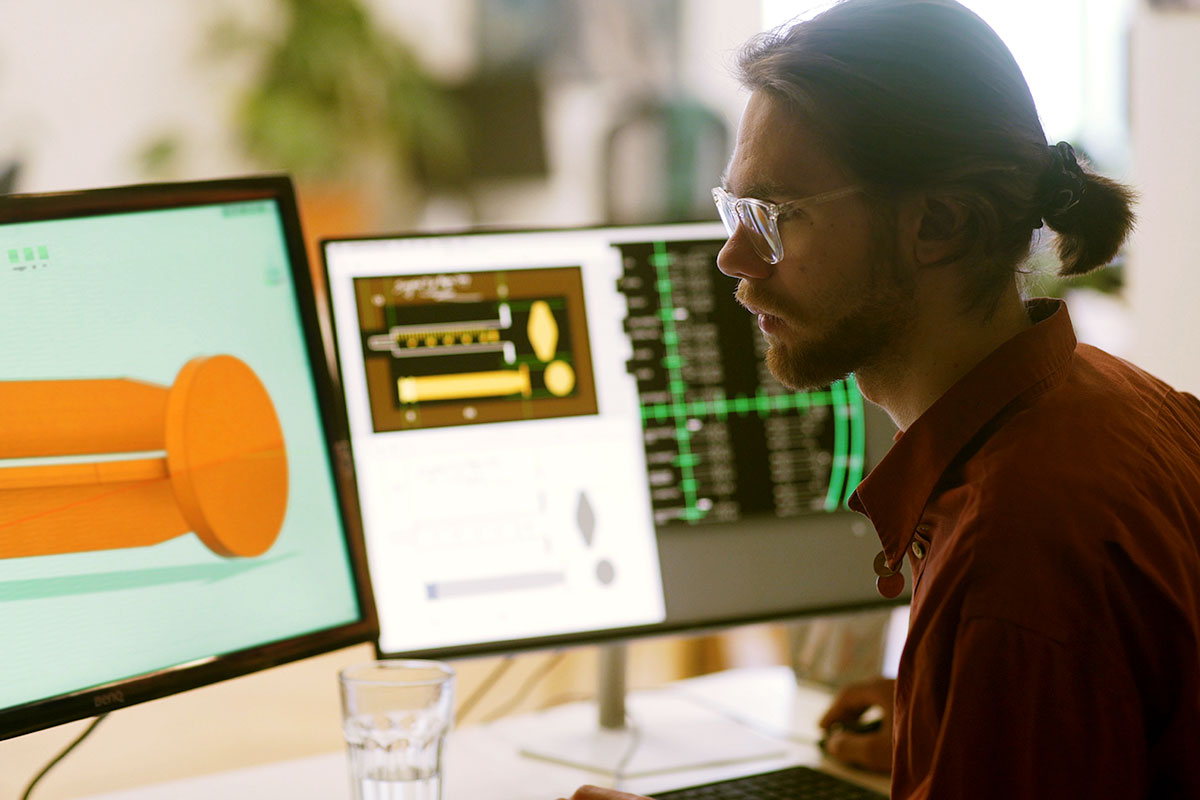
[720,176,799,200]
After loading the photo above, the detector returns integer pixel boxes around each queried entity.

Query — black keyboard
[652,765,887,800]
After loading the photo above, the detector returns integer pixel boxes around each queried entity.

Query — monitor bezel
[0,175,379,740]
[319,225,906,662]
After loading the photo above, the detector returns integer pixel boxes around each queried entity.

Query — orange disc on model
[164,356,289,557]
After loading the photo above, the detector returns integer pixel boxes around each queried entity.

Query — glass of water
[339,660,456,800]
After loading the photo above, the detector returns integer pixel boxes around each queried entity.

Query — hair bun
[1039,142,1086,225]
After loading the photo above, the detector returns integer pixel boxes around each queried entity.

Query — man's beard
[736,244,914,391]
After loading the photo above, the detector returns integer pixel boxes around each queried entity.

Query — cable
[21,714,108,800]
[481,651,568,723]
[610,711,645,789]
[455,655,515,724]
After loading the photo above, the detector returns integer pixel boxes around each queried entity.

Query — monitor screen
[323,222,900,660]
[0,177,376,740]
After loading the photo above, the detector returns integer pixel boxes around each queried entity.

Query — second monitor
[322,222,900,660]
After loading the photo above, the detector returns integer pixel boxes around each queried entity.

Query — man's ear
[912,194,970,266]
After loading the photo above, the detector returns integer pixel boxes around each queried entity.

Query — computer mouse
[818,717,884,752]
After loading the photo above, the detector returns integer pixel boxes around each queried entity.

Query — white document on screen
[325,231,665,653]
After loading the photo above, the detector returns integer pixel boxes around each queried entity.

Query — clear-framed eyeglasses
[711,185,862,264]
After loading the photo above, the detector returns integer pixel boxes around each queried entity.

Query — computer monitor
[321,223,901,774]
[0,176,377,741]
[321,222,901,663]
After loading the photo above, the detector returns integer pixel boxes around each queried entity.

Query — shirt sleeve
[907,616,1148,800]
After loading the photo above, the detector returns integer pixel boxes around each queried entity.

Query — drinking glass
[339,660,455,800]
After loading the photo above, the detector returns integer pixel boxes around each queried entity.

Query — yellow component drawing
[527,300,559,362]
[398,364,532,404]
[543,360,576,397]
[353,268,598,431]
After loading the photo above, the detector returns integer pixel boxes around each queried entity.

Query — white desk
[78,667,889,799]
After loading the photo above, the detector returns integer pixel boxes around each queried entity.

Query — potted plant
[208,0,467,260]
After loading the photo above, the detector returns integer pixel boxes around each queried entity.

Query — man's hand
[818,676,895,774]
[559,786,651,800]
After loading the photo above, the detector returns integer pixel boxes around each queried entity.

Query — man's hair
[737,0,1135,308]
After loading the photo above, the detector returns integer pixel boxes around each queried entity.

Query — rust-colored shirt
[850,299,1200,798]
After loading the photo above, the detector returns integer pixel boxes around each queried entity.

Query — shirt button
[911,541,926,559]
[916,523,932,534]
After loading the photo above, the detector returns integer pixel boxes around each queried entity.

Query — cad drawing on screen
[0,354,288,560]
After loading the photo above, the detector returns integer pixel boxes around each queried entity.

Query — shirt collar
[849,298,1077,570]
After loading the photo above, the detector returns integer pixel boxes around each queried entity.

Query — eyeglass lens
[713,190,782,264]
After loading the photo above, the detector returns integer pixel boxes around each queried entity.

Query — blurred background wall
[0,1,755,226]
[3,0,1200,796]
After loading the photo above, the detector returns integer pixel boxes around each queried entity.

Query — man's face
[717,91,916,390]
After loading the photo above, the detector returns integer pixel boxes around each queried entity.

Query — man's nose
[716,227,771,280]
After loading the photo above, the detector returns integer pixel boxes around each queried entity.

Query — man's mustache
[734,281,795,319]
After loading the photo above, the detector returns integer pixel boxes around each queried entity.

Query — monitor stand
[515,642,787,780]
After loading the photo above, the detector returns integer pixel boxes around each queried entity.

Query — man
[562,0,1200,797]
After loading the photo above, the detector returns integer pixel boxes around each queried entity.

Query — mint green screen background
[0,201,361,710]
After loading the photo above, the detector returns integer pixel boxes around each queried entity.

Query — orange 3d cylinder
[0,355,288,559]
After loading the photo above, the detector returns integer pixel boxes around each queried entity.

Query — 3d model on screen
[0,355,288,559]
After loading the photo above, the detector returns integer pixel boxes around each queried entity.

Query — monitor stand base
[516,643,787,780]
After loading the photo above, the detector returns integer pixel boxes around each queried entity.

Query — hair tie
[1038,141,1086,224]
